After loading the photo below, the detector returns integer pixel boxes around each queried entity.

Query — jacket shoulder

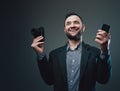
[83,42,100,54]
[50,45,66,55]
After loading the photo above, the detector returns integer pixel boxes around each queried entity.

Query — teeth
[70,29,76,32]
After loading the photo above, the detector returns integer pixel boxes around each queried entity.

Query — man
[31,12,111,91]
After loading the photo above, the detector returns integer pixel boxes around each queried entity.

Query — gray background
[1,0,120,91]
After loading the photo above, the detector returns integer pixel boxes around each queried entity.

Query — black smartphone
[101,24,110,33]
[31,26,45,41]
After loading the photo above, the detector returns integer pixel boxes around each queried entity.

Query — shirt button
[72,70,74,73]
[72,59,75,63]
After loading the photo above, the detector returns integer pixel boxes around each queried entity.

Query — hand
[31,36,44,54]
[95,30,111,52]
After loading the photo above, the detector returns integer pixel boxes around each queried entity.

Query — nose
[70,22,76,28]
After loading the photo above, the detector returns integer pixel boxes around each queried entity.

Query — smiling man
[31,12,112,91]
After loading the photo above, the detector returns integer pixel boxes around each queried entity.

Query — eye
[66,21,71,26]
[74,21,80,24]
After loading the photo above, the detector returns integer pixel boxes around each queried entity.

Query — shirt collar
[66,42,82,51]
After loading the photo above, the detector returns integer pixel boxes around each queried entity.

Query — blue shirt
[66,43,82,91]
[37,42,110,91]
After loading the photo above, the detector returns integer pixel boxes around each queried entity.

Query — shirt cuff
[37,52,46,61]
[100,50,110,59]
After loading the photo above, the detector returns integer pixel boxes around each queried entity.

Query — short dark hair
[64,12,84,24]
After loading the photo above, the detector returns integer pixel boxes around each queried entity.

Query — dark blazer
[37,42,111,91]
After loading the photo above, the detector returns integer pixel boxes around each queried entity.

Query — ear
[81,24,85,32]
[64,26,66,32]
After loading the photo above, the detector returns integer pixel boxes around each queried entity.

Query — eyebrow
[66,20,80,24]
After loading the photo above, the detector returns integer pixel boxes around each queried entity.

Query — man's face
[64,15,85,40]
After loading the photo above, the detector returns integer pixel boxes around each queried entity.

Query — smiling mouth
[68,29,78,33]
[69,27,80,32]
[69,29,77,32]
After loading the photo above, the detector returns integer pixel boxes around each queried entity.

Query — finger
[34,41,44,46]
[98,29,108,33]
[31,41,44,47]
[96,34,104,40]
[33,36,44,43]
[96,34,109,42]
[95,36,109,44]
[95,38,104,44]
[34,36,43,40]
[97,30,108,37]
[36,42,44,46]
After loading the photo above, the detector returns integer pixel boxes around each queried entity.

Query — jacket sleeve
[96,52,112,84]
[37,53,54,85]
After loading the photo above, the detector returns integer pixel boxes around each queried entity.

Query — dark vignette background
[1,0,120,91]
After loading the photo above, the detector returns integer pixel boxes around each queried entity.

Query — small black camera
[101,24,110,33]
[31,26,45,41]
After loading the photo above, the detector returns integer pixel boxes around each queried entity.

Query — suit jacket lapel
[57,43,91,85]
[80,42,90,81]
[57,45,68,85]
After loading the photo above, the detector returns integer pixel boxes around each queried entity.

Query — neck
[68,39,81,50]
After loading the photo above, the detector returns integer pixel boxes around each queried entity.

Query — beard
[65,31,82,41]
